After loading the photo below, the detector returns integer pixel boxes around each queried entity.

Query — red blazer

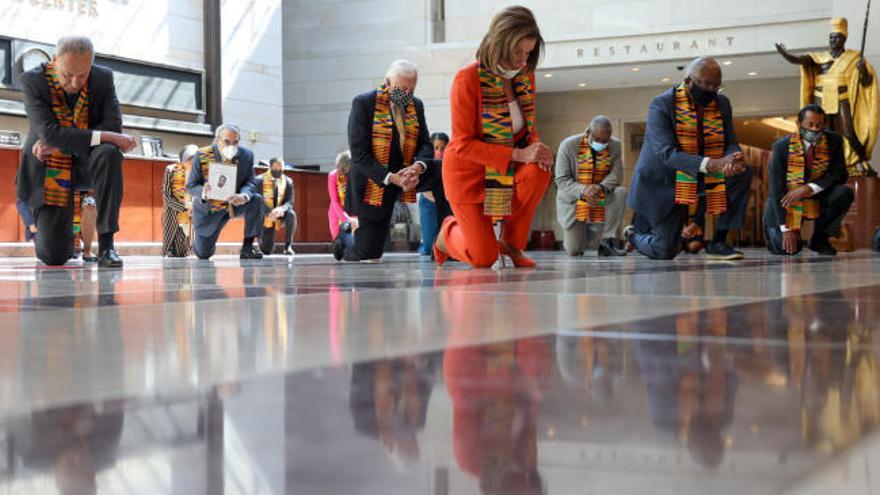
[443,62,541,205]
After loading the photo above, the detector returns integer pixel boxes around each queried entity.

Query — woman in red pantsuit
[433,6,553,268]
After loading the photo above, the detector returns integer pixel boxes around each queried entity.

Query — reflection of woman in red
[433,6,553,268]
[443,277,551,495]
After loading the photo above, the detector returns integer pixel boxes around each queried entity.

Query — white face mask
[497,66,521,79]
[220,145,238,161]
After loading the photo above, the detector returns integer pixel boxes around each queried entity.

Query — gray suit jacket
[555,133,623,229]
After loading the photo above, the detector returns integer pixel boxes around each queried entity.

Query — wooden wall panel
[0,148,22,242]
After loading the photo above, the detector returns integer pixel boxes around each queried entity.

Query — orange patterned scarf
[337,172,347,207]
[262,170,287,229]
[480,65,537,219]
[198,146,228,213]
[171,162,191,224]
[363,83,418,207]
[574,132,612,223]
[673,84,727,215]
[44,62,89,208]
[785,132,829,230]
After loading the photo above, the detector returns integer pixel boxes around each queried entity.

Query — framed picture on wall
[141,135,164,158]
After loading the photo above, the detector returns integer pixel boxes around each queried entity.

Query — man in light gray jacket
[555,116,628,257]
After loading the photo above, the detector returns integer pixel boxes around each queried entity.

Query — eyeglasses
[691,77,724,93]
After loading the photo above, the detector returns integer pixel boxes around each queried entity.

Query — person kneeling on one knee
[763,104,853,257]
[186,123,264,261]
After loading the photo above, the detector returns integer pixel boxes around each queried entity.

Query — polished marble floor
[0,249,879,494]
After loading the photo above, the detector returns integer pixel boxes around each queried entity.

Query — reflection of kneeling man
[764,104,853,256]
[186,123,264,260]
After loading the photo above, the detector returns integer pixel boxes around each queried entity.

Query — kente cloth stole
[480,64,536,219]
[574,133,612,223]
[337,172,347,211]
[363,83,419,207]
[72,191,83,236]
[198,146,228,213]
[673,84,727,215]
[171,163,191,224]
[44,62,89,208]
[262,171,287,229]
[785,132,829,230]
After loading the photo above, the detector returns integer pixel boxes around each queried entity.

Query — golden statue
[776,17,879,176]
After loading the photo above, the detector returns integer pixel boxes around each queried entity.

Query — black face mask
[688,82,718,107]
[271,169,282,178]
[390,87,413,107]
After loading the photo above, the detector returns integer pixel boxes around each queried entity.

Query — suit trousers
[764,184,854,255]
[259,210,297,254]
[441,163,551,268]
[34,144,124,265]
[192,195,263,259]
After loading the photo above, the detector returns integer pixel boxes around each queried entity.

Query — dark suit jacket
[347,90,434,221]
[764,131,847,228]
[254,174,294,212]
[628,87,741,225]
[17,63,123,208]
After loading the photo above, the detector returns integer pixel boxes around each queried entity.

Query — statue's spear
[853,0,873,174]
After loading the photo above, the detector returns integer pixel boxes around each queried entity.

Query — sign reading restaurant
[541,19,830,68]
[577,36,737,60]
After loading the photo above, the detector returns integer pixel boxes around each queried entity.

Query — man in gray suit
[555,116,628,257]
[186,123,264,260]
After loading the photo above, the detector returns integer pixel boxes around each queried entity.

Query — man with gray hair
[17,35,137,267]
[555,115,628,257]
[334,59,443,262]
[625,57,752,260]
[186,123,264,260]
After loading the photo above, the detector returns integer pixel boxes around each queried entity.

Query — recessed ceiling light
[631,67,640,72]
[544,73,554,78]
[747,71,758,76]
[661,77,670,82]
[723,60,733,66]
[578,82,587,87]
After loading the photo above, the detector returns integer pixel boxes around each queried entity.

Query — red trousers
[441,164,550,268]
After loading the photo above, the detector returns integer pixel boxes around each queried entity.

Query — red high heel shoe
[433,218,453,266]
[498,239,536,268]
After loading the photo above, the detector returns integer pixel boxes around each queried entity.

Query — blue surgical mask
[590,140,608,152]
[801,128,822,144]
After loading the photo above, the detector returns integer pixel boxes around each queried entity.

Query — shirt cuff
[383,173,392,185]
[780,225,791,233]
[807,183,824,195]
[414,161,427,173]
[90,131,102,147]
[699,157,709,174]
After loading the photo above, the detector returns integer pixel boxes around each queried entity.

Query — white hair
[385,59,418,79]
[589,115,613,135]
[56,35,95,61]
[214,123,241,139]
[180,144,199,163]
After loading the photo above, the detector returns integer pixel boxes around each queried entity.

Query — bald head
[684,57,722,106]
[685,57,721,81]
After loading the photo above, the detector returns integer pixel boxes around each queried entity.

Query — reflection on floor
[0,250,878,494]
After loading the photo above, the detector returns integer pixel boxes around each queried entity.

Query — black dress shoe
[240,245,264,260]
[97,249,123,268]
[83,254,98,263]
[807,236,837,256]
[597,239,627,257]
[332,222,352,261]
